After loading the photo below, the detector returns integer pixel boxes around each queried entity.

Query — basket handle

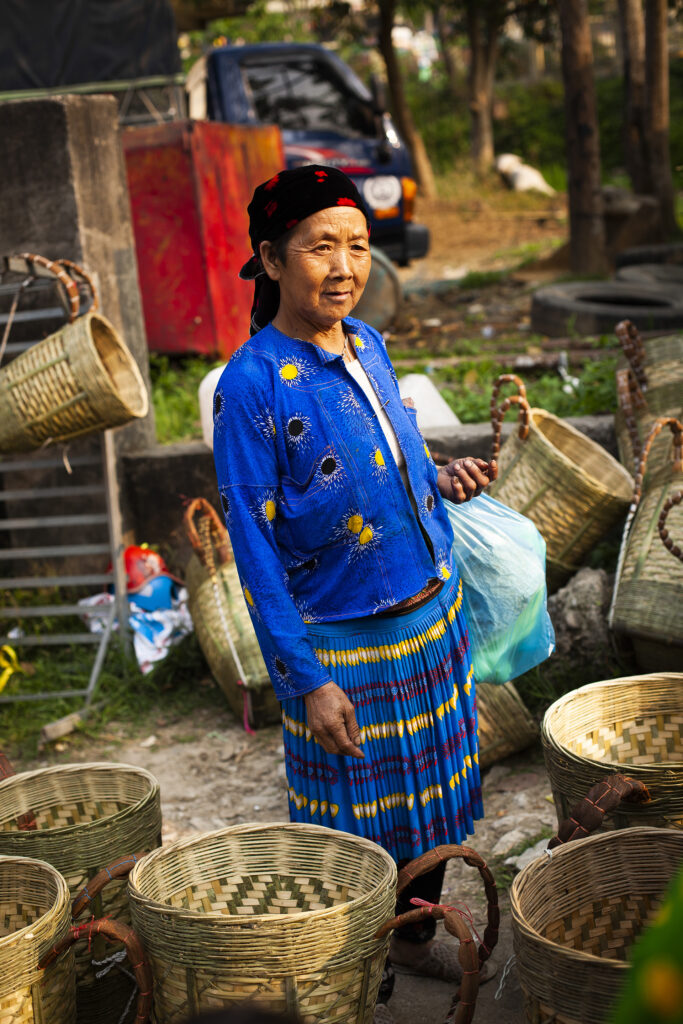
[632,416,683,509]
[39,916,152,1024]
[71,852,147,919]
[615,319,648,391]
[183,497,232,570]
[615,366,647,473]
[490,374,531,462]
[0,750,37,830]
[548,773,651,849]
[11,253,81,322]
[56,258,100,313]
[658,491,683,563]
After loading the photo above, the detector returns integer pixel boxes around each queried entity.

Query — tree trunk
[435,5,460,102]
[645,0,678,236]
[465,1,499,174]
[377,0,437,199]
[558,0,608,273]
[617,0,651,193]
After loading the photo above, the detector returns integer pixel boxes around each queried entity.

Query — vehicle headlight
[363,176,402,211]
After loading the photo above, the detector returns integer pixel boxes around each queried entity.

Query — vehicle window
[240,58,375,138]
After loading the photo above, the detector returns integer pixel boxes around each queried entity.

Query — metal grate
[0,259,129,706]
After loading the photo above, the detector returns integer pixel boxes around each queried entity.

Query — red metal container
[123,120,284,358]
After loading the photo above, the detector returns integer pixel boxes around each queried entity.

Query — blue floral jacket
[213,315,455,700]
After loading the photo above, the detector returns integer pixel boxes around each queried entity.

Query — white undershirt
[345,356,411,491]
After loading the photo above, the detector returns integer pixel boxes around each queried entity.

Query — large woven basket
[0,855,76,1024]
[487,375,633,590]
[128,822,397,1023]
[542,673,683,830]
[610,417,683,670]
[614,320,683,476]
[0,311,148,453]
[477,681,538,768]
[0,763,161,1024]
[511,826,683,1023]
[184,498,280,729]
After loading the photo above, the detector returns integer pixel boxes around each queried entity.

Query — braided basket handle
[11,253,81,322]
[632,416,683,508]
[71,852,147,919]
[56,258,99,313]
[490,374,531,462]
[183,497,231,569]
[548,773,651,849]
[39,916,152,1024]
[615,319,648,390]
[0,750,36,830]
[616,367,647,472]
[658,491,683,562]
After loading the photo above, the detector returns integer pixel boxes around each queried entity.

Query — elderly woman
[213,166,497,1022]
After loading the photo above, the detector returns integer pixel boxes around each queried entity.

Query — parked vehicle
[187,43,429,265]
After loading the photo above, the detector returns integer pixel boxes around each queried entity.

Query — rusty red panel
[123,120,284,358]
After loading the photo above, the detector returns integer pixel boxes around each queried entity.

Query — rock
[548,568,611,662]
[504,837,550,873]
[483,764,512,790]
[492,828,529,856]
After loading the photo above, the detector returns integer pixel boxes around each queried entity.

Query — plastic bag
[445,493,555,684]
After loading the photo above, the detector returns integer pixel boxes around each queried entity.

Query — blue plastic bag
[445,493,555,684]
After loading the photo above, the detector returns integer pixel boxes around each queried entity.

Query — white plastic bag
[445,493,555,683]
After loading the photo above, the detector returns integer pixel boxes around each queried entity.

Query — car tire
[615,263,683,287]
[615,242,683,268]
[352,246,402,332]
[530,281,683,337]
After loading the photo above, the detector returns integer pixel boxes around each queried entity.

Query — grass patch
[1,632,222,762]
[150,354,223,444]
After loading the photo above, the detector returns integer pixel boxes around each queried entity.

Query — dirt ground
[23,190,572,1023]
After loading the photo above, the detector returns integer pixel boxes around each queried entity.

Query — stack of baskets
[0,855,76,1023]
[610,416,683,669]
[487,374,633,590]
[0,253,148,453]
[184,497,281,729]
[0,762,161,1024]
[507,672,683,1023]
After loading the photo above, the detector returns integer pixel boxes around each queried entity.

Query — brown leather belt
[376,578,443,618]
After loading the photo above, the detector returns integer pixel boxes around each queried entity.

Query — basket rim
[128,821,398,926]
[84,311,149,418]
[527,406,634,497]
[542,673,683,771]
[0,854,70,951]
[510,826,683,968]
[0,761,160,834]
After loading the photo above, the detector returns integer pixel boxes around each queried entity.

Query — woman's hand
[437,457,498,504]
[304,682,364,758]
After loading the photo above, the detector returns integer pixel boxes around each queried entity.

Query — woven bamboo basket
[542,674,683,830]
[184,498,281,729]
[0,855,76,1024]
[511,826,683,1024]
[477,681,538,768]
[610,417,683,670]
[0,763,161,1024]
[0,311,148,453]
[127,822,396,1023]
[487,375,633,591]
[614,320,683,476]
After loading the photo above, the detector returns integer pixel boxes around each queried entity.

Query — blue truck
[186,42,429,265]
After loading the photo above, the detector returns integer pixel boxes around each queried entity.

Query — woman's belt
[376,578,443,618]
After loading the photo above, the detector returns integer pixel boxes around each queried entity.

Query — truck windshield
[240,57,376,138]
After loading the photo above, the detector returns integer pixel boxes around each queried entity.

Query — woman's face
[260,207,371,332]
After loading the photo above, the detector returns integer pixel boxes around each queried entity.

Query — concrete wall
[0,94,155,452]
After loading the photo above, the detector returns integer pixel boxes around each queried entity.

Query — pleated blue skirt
[282,573,484,862]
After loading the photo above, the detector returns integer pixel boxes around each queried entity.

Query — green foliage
[150,354,222,444]
[1,632,221,760]
[435,355,617,424]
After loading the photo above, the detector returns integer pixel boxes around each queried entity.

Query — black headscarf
[240,165,370,335]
